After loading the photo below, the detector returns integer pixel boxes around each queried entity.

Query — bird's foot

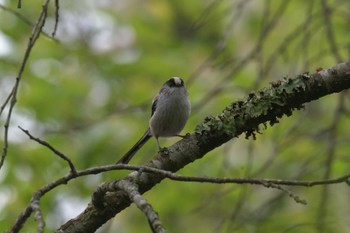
[176,133,190,139]
[158,147,169,156]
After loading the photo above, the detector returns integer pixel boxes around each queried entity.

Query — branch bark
[57,61,350,233]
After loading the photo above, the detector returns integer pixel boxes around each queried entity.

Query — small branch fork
[0,3,59,41]
[116,179,166,233]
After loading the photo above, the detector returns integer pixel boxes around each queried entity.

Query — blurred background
[0,0,350,232]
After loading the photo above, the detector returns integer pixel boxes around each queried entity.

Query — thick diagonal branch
[57,61,350,233]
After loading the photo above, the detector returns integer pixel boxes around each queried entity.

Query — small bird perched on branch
[117,77,191,164]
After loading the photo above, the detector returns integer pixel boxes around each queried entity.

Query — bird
[117,77,191,164]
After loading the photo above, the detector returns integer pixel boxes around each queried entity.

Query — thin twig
[260,181,307,205]
[0,4,59,42]
[0,0,50,170]
[52,0,60,37]
[321,0,343,62]
[18,126,77,174]
[0,87,14,118]
[91,164,350,206]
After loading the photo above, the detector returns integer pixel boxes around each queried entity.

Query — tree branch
[0,0,50,170]
[7,161,350,232]
[0,4,59,41]
[116,179,166,233]
[18,126,77,174]
[52,0,60,37]
[56,61,350,233]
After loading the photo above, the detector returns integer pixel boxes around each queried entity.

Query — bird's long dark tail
[116,128,152,164]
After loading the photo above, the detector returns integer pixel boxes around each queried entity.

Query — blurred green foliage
[0,0,350,232]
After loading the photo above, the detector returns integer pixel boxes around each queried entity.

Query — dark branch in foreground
[7,161,350,233]
[55,62,350,233]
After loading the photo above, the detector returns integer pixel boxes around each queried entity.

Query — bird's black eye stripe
[166,79,176,87]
